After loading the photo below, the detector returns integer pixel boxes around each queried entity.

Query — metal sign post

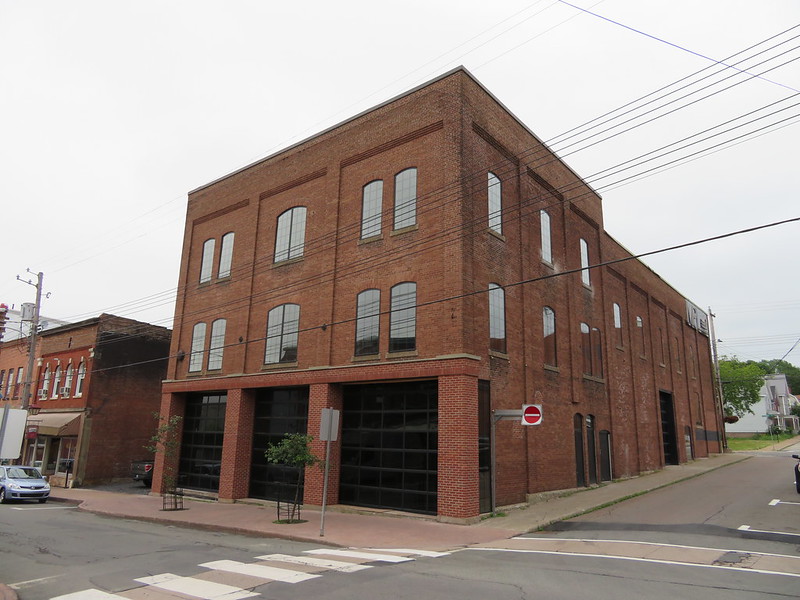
[319,407,340,537]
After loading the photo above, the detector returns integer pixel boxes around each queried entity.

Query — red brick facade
[160,68,722,520]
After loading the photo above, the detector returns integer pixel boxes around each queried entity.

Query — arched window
[75,360,87,396]
[489,283,506,354]
[200,238,215,283]
[361,180,383,239]
[207,319,227,370]
[394,168,417,230]
[543,306,556,366]
[41,365,51,397]
[389,282,416,352]
[5,369,14,398]
[51,365,62,398]
[189,322,207,372]
[540,210,552,263]
[355,289,380,356]
[63,363,74,397]
[275,207,307,262]
[265,304,300,363]
[218,232,235,278]
[488,172,502,234]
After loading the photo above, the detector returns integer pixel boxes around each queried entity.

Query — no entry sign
[521,404,543,426]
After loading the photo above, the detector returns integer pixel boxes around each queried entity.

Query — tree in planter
[145,413,183,511]
[264,433,321,523]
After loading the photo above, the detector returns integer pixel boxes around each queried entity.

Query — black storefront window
[179,393,227,492]
[249,387,309,501]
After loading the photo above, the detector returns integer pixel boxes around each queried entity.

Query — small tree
[145,413,183,511]
[719,357,767,418]
[264,433,320,523]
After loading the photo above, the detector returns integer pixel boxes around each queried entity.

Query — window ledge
[489,350,509,360]
[352,353,381,362]
[262,361,298,370]
[272,257,304,268]
[488,229,506,242]
[543,364,559,373]
[582,374,605,384]
[582,283,593,292]
[615,345,625,351]
[391,224,418,236]
[387,350,418,359]
[541,260,554,269]
[358,235,383,245]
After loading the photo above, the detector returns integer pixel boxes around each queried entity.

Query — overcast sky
[2,0,798,366]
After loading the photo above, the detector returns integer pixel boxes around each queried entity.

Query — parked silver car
[0,466,50,503]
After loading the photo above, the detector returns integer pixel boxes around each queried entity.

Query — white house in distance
[726,373,799,435]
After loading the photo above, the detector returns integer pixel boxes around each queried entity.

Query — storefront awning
[33,412,82,437]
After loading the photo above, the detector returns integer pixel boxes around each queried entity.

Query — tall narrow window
[361,180,383,239]
[75,360,86,396]
[674,337,682,372]
[41,365,50,397]
[540,210,552,263]
[207,319,227,370]
[613,303,623,346]
[394,168,417,230]
[275,207,307,262]
[488,172,502,235]
[218,232,235,278]
[488,283,507,353]
[658,327,666,365]
[14,368,23,398]
[592,327,604,377]
[0,372,4,396]
[636,316,645,357]
[355,289,380,356]
[200,238,215,283]
[5,369,14,398]
[581,323,592,375]
[51,365,61,398]
[389,282,416,352]
[265,304,300,364]
[580,238,591,286]
[63,364,74,397]
[189,322,207,372]
[543,306,557,366]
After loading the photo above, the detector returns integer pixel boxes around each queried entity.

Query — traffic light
[0,303,8,342]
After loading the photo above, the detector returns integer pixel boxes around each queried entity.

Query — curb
[0,584,18,600]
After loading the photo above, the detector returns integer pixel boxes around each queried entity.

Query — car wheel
[0,488,6,504]
[38,498,47,504]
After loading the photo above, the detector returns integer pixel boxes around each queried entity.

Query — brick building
[10,314,171,487]
[157,67,722,521]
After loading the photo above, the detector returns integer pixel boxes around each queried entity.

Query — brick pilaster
[303,383,343,506]
[218,388,255,500]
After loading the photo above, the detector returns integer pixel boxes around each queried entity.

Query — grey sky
[2,0,798,365]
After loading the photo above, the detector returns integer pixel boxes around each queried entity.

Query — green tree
[264,433,321,523]
[145,413,183,510]
[752,358,800,393]
[719,357,767,418]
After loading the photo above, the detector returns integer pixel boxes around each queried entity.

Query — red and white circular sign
[521,404,543,425]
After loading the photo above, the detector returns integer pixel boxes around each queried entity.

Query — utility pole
[708,307,727,451]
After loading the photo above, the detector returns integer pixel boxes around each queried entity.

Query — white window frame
[207,319,227,370]
[189,322,207,372]
[540,210,552,263]
[75,360,86,396]
[218,232,235,278]
[488,172,502,235]
[200,238,215,283]
[275,207,307,262]
[580,238,591,286]
[393,168,417,230]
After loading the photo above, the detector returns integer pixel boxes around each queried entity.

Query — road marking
[739,524,800,538]
[200,559,320,582]
[135,573,258,599]
[769,499,781,506]
[9,575,60,589]
[467,547,800,579]
[256,553,373,572]
[769,499,800,506]
[51,591,127,600]
[369,548,451,558]
[305,549,413,563]
[10,505,76,510]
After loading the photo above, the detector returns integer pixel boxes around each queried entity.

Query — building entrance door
[660,391,679,465]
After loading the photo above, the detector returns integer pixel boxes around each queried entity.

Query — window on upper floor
[673,337,682,373]
[75,360,86,396]
[361,180,383,239]
[636,316,645,357]
[488,283,506,354]
[355,289,380,356]
[0,371,4,396]
[5,369,14,398]
[14,368,23,398]
[200,238,215,283]
[51,365,61,398]
[613,303,623,347]
[189,322,207,373]
[394,168,417,230]
[265,304,300,364]
[543,306,557,367]
[581,323,604,378]
[488,172,502,235]
[540,210,552,264]
[40,365,50,397]
[207,319,227,370]
[63,364,73,397]
[218,232,235,278]
[275,207,307,262]
[389,282,416,352]
[580,238,591,286]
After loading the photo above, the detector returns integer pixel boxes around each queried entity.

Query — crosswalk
[50,547,451,600]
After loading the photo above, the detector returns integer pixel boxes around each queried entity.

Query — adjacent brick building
[158,67,722,521]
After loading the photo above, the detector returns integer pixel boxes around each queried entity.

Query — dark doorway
[574,413,585,487]
[599,430,612,481]
[249,387,309,501]
[340,380,438,515]
[478,381,492,514]
[586,415,597,485]
[659,391,679,465]
[179,393,227,492]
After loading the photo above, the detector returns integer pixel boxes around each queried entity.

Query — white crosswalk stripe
[256,553,373,572]
[200,559,321,582]
[305,548,413,563]
[369,548,452,558]
[135,572,259,599]
[51,591,127,600]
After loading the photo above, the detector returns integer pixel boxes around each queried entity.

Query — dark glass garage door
[179,393,227,492]
[249,387,309,502]
[340,381,438,515]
